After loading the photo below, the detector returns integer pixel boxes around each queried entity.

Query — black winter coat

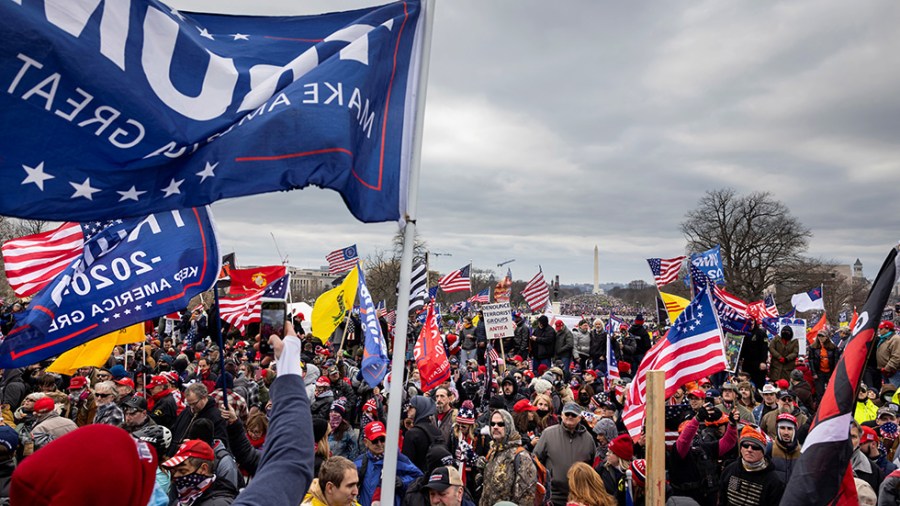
[740,326,770,371]
[589,330,608,358]
[169,396,229,457]
[531,326,557,360]
[401,422,444,473]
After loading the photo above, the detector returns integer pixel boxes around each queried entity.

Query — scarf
[878,331,895,349]
[741,457,766,471]
[148,388,175,411]
[248,433,266,449]
[175,474,215,506]
[850,447,873,474]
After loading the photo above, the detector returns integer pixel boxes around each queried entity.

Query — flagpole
[380,1,434,504]
[212,287,229,410]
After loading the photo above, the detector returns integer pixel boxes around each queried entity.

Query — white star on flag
[198,27,214,40]
[196,162,218,183]
[170,7,185,21]
[117,186,146,202]
[161,179,184,197]
[232,33,249,40]
[124,309,131,315]
[21,162,54,190]
[70,178,100,200]
[145,302,152,307]
[102,318,109,323]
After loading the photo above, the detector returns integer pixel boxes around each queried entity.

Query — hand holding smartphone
[259,300,287,356]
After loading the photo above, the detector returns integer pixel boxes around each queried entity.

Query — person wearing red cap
[553,320,575,382]
[64,375,97,427]
[11,424,158,506]
[147,374,180,429]
[511,399,540,449]
[599,434,633,504]
[30,396,76,447]
[354,421,422,506]
[311,376,335,422]
[161,438,236,505]
[770,413,801,484]
[719,425,784,505]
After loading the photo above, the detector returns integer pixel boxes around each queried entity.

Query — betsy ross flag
[326,245,359,274]
[439,265,471,293]
[468,288,490,304]
[690,265,753,336]
[0,0,427,224]
[1,222,92,298]
[783,247,900,505]
[622,284,728,438]
[647,256,686,288]
[220,274,290,332]
[522,269,550,311]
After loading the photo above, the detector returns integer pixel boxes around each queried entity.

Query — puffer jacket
[572,329,591,359]
[479,409,536,506]
[554,325,574,359]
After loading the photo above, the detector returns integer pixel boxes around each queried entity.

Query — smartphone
[259,300,287,356]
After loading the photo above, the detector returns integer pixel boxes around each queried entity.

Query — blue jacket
[355,450,422,506]
[233,337,315,506]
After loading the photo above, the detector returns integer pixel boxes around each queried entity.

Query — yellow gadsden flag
[311,266,359,343]
[660,291,690,322]
[46,324,145,375]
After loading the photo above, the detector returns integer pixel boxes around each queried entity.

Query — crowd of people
[0,297,899,506]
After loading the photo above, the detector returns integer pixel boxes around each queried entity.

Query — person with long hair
[737,381,758,410]
[533,393,559,430]
[567,462,616,506]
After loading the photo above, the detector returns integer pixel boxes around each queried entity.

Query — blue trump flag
[0,0,425,223]
[690,245,726,285]
[0,208,219,367]
[357,267,389,388]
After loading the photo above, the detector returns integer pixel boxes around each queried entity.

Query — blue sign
[690,245,725,285]
[0,208,219,367]
[357,268,389,388]
[0,0,423,223]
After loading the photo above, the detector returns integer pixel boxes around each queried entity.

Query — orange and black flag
[219,252,236,281]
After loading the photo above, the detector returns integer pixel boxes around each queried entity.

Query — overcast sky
[170,0,900,286]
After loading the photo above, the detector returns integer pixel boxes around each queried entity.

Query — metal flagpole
[380,0,434,503]
[213,287,229,410]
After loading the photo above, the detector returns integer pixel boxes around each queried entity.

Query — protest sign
[724,333,744,373]
[482,302,515,340]
[779,318,808,356]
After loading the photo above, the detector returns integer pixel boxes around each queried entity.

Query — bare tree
[681,188,812,300]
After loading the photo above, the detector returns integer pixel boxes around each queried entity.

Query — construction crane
[497,259,515,268]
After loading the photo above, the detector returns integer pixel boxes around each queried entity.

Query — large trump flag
[0,0,426,223]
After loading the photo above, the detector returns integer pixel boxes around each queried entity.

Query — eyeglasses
[563,412,580,418]
[371,437,386,444]
[740,443,762,450]
[95,393,113,398]
[96,375,111,379]
[490,421,505,427]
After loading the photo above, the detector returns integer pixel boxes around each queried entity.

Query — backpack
[512,447,551,506]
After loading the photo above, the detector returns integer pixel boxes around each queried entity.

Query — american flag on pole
[487,345,501,366]
[522,269,550,311]
[375,300,386,318]
[383,309,397,326]
[647,256,686,288]
[622,284,727,438]
[607,336,620,382]
[219,274,290,332]
[326,245,359,274]
[438,265,471,293]
[764,294,780,317]
[0,221,116,298]
[468,288,490,304]
[690,265,754,336]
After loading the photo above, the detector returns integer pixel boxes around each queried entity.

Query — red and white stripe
[1,222,83,298]
[713,285,750,317]
[522,271,550,311]
[219,288,265,331]
[649,256,686,287]
[487,347,501,366]
[622,327,727,438]
[438,267,470,293]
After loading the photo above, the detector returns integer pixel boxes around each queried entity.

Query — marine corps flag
[228,266,286,295]
[782,247,900,506]
[311,266,359,344]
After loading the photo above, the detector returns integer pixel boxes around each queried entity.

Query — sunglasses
[95,393,113,399]
[490,421,505,427]
[371,437,386,444]
[740,443,762,450]
[563,412,580,418]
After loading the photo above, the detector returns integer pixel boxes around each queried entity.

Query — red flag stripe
[522,271,550,310]
[1,222,84,298]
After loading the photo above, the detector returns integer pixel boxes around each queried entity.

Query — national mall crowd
[0,302,899,506]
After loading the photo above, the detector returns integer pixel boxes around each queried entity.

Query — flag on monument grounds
[522,269,550,311]
[607,337,620,382]
[0,0,427,224]
[783,247,900,506]
[647,256,686,288]
[327,245,359,274]
[439,265,471,293]
[468,288,490,304]
[622,284,727,438]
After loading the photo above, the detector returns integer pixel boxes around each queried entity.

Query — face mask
[174,472,209,496]
[329,412,343,430]
[579,394,591,404]
[537,409,550,418]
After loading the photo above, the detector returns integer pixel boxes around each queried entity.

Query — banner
[46,324,144,375]
[0,0,425,223]
[723,333,744,373]
[690,245,725,285]
[659,291,689,323]
[311,266,359,343]
[482,303,515,340]
[357,268,389,388]
[413,302,450,393]
[228,266,287,295]
[779,318,808,356]
[0,208,218,367]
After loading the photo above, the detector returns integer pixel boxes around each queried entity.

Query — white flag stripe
[2,256,80,283]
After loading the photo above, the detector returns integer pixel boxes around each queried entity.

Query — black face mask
[578,394,591,405]
[527,419,538,431]
[537,409,550,418]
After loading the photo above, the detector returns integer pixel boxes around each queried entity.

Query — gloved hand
[779,357,785,363]
[696,406,708,422]
[729,409,740,425]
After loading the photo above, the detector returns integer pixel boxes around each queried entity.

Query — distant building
[853,258,863,279]
[286,266,339,301]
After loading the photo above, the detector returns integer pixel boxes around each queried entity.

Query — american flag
[219,274,290,332]
[375,300,386,318]
[647,256,685,288]
[438,265,471,293]
[326,244,358,274]
[690,265,753,335]
[764,294,780,317]
[622,284,727,438]
[383,310,397,325]
[487,345,501,366]
[522,269,550,311]
[1,221,116,298]
[607,335,620,382]
[468,288,490,304]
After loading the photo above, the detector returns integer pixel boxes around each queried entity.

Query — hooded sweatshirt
[402,396,445,472]
[480,409,537,506]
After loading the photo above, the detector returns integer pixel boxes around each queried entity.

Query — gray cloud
[180,0,900,286]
